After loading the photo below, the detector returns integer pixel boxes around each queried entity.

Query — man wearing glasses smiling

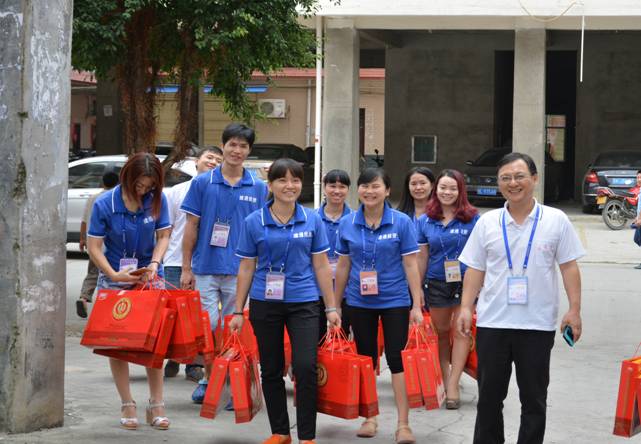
[456,152,585,444]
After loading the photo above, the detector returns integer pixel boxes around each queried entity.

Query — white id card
[360,270,379,296]
[444,260,462,283]
[119,257,138,273]
[210,222,230,247]
[329,257,338,279]
[265,272,286,300]
[507,276,528,305]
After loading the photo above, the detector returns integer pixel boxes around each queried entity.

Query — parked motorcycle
[596,186,639,230]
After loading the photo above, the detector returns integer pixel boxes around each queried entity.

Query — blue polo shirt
[236,202,330,303]
[416,213,480,281]
[317,202,353,259]
[181,167,268,275]
[87,185,171,272]
[335,203,419,309]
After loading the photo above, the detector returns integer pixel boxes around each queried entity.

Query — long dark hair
[120,153,164,219]
[425,169,477,223]
[397,167,436,217]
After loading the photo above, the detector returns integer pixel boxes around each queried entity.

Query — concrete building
[312,0,641,201]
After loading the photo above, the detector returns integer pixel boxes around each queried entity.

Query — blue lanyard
[121,214,140,259]
[501,205,540,275]
[264,224,295,273]
[437,221,462,261]
[360,228,379,270]
[214,182,240,225]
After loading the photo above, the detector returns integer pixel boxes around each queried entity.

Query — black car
[581,150,641,213]
[464,148,563,204]
[248,143,314,201]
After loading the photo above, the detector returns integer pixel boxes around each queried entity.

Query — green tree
[72,0,322,163]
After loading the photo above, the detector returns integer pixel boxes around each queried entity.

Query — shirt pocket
[533,240,556,267]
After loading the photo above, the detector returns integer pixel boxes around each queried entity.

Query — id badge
[507,276,528,305]
[265,272,286,300]
[329,257,338,279]
[210,222,230,247]
[360,270,379,296]
[119,257,138,273]
[444,260,462,283]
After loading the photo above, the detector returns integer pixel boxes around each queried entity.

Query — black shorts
[426,279,462,308]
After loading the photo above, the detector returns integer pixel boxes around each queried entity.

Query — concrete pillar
[322,19,360,208]
[513,27,546,201]
[0,0,71,433]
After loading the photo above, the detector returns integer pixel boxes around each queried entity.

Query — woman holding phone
[230,158,340,444]
[87,152,172,430]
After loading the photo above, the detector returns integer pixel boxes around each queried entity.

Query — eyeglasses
[498,174,531,184]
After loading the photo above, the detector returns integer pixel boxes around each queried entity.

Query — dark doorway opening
[494,51,514,148]
[546,51,577,201]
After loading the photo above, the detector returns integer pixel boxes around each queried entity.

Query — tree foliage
[72,0,322,160]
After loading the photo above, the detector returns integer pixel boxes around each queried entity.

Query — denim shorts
[425,279,462,308]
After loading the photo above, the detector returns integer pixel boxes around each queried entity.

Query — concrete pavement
[2,208,640,443]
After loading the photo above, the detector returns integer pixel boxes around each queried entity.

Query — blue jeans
[195,274,237,331]
[96,272,165,290]
[163,266,182,289]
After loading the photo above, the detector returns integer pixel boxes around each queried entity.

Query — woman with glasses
[87,152,172,430]
[416,169,479,410]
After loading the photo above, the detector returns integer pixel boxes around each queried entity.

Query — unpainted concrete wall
[0,0,71,433]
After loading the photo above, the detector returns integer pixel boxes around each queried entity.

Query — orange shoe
[300,441,316,444]
[262,435,292,444]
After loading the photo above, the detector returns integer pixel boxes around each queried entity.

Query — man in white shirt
[456,152,585,444]
[163,146,222,380]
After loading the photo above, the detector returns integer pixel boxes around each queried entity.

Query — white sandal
[120,400,138,430]
[146,399,170,430]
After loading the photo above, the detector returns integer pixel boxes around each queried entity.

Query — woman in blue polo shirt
[416,169,479,410]
[87,152,172,431]
[334,168,424,443]
[317,169,353,341]
[230,158,340,444]
[397,166,436,224]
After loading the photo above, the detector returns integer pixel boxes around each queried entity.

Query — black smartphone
[562,325,575,347]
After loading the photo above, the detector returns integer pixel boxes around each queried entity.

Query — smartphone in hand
[562,325,575,347]
[129,267,152,276]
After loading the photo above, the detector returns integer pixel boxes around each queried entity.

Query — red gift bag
[403,325,446,410]
[356,355,379,418]
[284,328,292,377]
[317,349,360,419]
[166,296,198,362]
[230,353,263,423]
[94,307,176,368]
[416,347,446,410]
[402,350,424,408]
[223,310,257,357]
[200,311,216,364]
[81,289,167,351]
[614,356,641,437]
[162,287,204,350]
[464,314,478,379]
[200,347,238,419]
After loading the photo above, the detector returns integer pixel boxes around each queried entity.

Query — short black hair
[102,171,119,189]
[357,168,391,189]
[199,146,223,157]
[268,158,304,182]
[497,152,538,176]
[222,123,255,147]
[323,169,351,187]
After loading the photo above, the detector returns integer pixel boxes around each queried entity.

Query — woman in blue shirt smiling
[230,158,340,444]
[87,152,172,431]
[334,168,424,444]
[317,169,353,341]
[417,169,479,410]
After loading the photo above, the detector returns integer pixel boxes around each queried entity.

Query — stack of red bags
[200,332,263,423]
[613,355,641,437]
[80,281,215,369]
[402,324,446,410]
[316,328,379,419]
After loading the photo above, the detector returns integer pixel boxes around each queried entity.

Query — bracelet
[149,260,161,266]
[324,307,338,313]
[233,311,244,316]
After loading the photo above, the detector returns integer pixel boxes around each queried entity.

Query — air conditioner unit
[258,99,286,118]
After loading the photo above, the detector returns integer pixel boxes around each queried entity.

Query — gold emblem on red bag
[317,363,328,387]
[112,297,132,320]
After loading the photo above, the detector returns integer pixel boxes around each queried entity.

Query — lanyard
[360,228,379,271]
[121,214,140,259]
[437,221,462,261]
[214,182,240,225]
[264,224,295,273]
[501,205,540,276]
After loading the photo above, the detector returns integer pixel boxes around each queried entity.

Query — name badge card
[265,272,286,300]
[119,258,138,273]
[329,257,338,280]
[210,222,230,247]
[360,270,379,296]
[444,260,462,283]
[507,276,528,305]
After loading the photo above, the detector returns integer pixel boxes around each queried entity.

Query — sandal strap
[151,416,169,426]
[148,400,165,409]
[121,400,136,408]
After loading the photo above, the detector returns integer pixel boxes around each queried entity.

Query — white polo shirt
[163,180,193,267]
[459,200,585,331]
